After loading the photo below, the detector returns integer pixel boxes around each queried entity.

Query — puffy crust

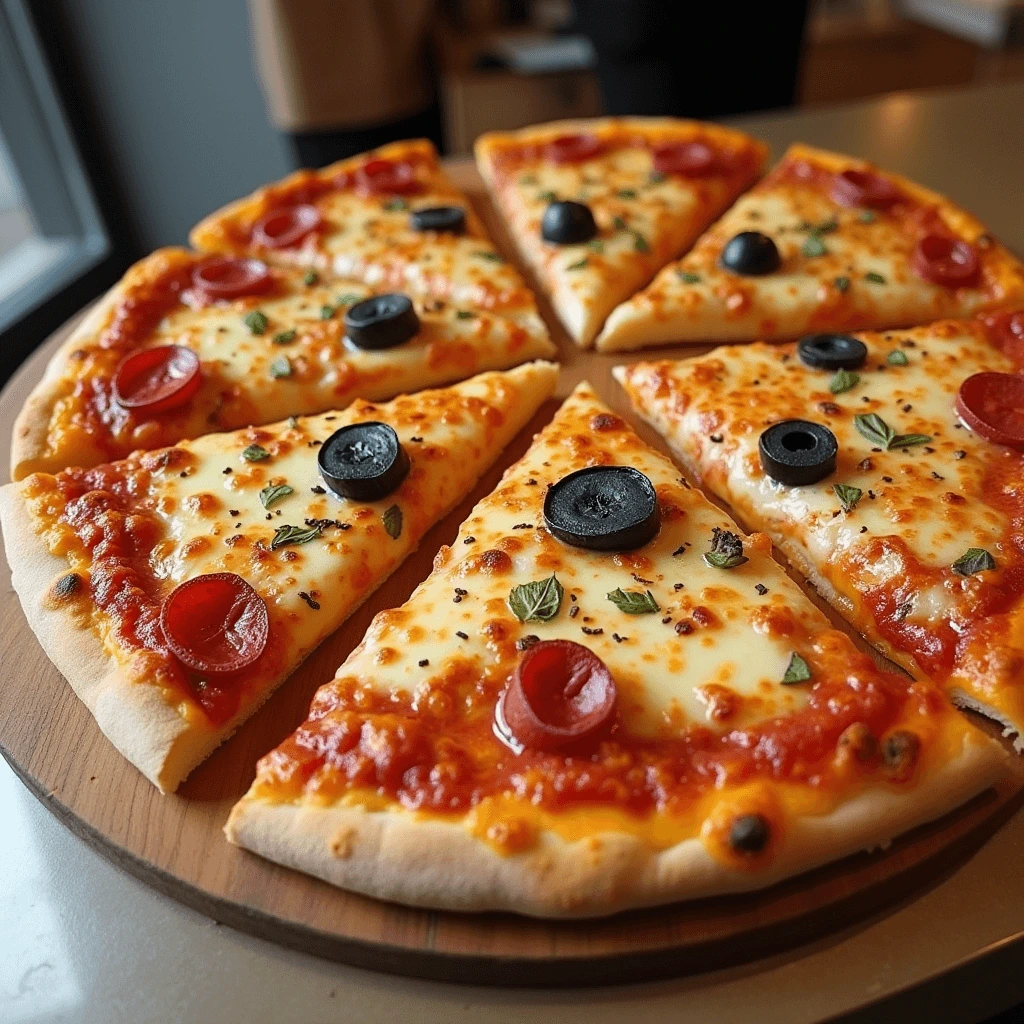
[226,728,1005,918]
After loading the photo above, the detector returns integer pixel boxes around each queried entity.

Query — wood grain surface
[1,159,1022,987]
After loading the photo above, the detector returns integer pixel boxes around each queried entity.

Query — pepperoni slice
[984,310,1024,363]
[498,640,616,752]
[956,372,1024,449]
[913,234,980,287]
[192,257,272,299]
[113,345,201,414]
[543,133,604,164]
[160,572,269,674]
[252,204,322,249]
[354,158,419,196]
[652,140,720,177]
[830,168,901,209]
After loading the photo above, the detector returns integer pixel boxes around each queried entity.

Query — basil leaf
[833,483,863,512]
[887,349,909,366]
[270,356,291,379]
[951,547,996,576]
[566,258,588,271]
[271,523,322,549]
[456,309,475,319]
[336,293,363,306]
[865,271,886,284]
[678,271,702,284]
[537,190,557,202]
[244,310,268,335]
[830,368,859,394]
[302,270,319,286]
[320,304,336,320]
[703,527,748,569]
[260,483,294,509]
[273,329,297,345]
[607,588,659,614]
[855,412,895,449]
[242,444,270,462]
[802,235,827,258]
[834,275,850,293]
[814,216,839,234]
[617,188,637,199]
[782,652,812,685]
[382,197,407,211]
[633,231,650,253]
[612,215,628,231]
[474,250,505,263]
[508,573,564,623]
[382,504,403,539]
[587,239,604,253]
[889,432,932,449]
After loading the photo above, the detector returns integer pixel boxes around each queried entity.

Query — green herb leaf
[336,293,363,306]
[271,523,322,550]
[802,235,827,258]
[259,483,294,509]
[865,271,887,284]
[537,190,557,202]
[833,483,863,512]
[244,310,268,335]
[616,188,637,199]
[858,210,876,224]
[814,216,839,234]
[270,356,292,379]
[854,412,895,449]
[508,573,564,623]
[703,527,749,569]
[519,174,538,186]
[830,368,860,394]
[320,304,337,320]
[242,444,271,462]
[633,231,650,253]
[474,250,505,263]
[649,170,666,184]
[951,547,996,576]
[273,329,297,345]
[834,275,851,293]
[382,504,403,539]
[606,588,660,614]
[678,271,702,284]
[302,270,319,286]
[782,652,812,685]
[566,258,589,271]
[456,309,476,320]
[889,432,932,449]
[587,239,605,253]
[382,197,407,211]
[887,349,909,366]
[612,215,628,231]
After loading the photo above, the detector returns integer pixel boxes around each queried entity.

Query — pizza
[11,247,555,481]
[596,144,1024,352]
[226,380,1004,916]
[475,118,768,347]
[190,138,545,338]
[0,363,557,791]
[616,311,1024,745]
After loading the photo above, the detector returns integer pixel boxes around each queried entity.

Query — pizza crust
[226,727,1005,918]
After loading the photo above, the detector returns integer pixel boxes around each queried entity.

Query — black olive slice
[410,206,466,234]
[797,333,868,370]
[728,814,771,855]
[344,294,420,351]
[543,466,659,551]
[541,201,598,245]
[318,421,410,500]
[759,420,838,486]
[720,231,781,275]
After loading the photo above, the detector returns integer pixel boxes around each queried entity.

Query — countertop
[4,81,1024,1023]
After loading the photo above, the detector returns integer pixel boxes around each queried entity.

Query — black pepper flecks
[297,591,320,610]
[581,626,603,635]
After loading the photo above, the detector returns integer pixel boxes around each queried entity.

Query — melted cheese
[477,119,766,345]
[597,145,1024,351]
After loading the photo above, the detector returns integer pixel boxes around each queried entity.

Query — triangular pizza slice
[12,247,555,480]
[597,144,1024,352]
[475,118,767,347]
[616,311,1024,744]
[0,362,557,791]
[226,381,1003,917]
[190,139,546,341]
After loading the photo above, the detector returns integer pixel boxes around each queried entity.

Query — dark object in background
[571,0,811,118]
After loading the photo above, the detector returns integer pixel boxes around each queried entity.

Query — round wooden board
[2,160,1022,987]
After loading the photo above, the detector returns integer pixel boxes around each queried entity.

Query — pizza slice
[226,380,1004,917]
[11,247,555,480]
[189,139,545,339]
[597,143,1024,352]
[0,362,557,792]
[616,311,1024,744]
[475,118,767,347]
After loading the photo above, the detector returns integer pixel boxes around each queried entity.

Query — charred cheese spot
[52,572,82,600]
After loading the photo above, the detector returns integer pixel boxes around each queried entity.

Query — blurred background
[2,0,1024,382]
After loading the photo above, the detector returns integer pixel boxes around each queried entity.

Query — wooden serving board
[1,161,1022,987]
